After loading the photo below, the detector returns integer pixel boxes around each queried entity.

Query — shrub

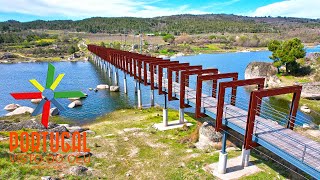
[163,34,175,43]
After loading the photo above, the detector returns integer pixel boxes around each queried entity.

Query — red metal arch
[243,85,302,150]
[215,78,265,131]
[167,65,202,101]
[179,69,219,108]
[158,63,189,94]
[195,73,239,118]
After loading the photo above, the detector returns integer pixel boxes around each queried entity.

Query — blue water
[0,47,319,125]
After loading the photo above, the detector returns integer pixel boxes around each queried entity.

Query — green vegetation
[68,45,79,54]
[1,15,320,36]
[162,34,175,43]
[268,38,306,74]
[0,31,83,61]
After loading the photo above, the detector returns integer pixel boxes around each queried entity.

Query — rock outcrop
[110,86,120,92]
[245,62,280,87]
[69,165,88,176]
[5,106,34,116]
[3,119,55,131]
[68,100,82,108]
[50,108,60,116]
[31,99,42,104]
[195,122,222,150]
[300,105,311,113]
[4,103,20,111]
[96,84,109,89]
[301,82,320,100]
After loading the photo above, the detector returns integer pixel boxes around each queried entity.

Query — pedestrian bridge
[88,45,320,179]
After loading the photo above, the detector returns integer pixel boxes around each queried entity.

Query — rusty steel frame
[157,62,189,94]
[149,61,180,90]
[215,78,265,131]
[167,65,202,101]
[195,72,238,118]
[140,58,166,85]
[179,68,219,109]
[243,85,302,150]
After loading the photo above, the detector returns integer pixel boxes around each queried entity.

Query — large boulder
[110,86,120,92]
[31,99,42,104]
[50,108,60,116]
[132,44,139,50]
[195,122,222,150]
[306,129,320,138]
[245,62,280,87]
[4,104,20,111]
[96,84,109,90]
[5,106,34,116]
[68,100,82,108]
[301,82,320,100]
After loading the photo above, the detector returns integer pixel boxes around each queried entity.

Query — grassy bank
[0,108,298,179]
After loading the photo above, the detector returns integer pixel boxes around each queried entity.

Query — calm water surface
[0,47,319,125]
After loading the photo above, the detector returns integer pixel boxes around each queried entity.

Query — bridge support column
[179,108,184,124]
[137,82,142,109]
[218,131,228,174]
[108,64,112,78]
[150,90,155,107]
[134,80,137,94]
[163,93,168,127]
[106,62,109,73]
[123,73,128,94]
[241,146,250,167]
[114,69,119,86]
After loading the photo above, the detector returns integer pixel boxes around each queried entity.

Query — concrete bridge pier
[98,57,101,67]
[102,62,106,71]
[114,69,119,86]
[93,55,97,64]
[218,132,228,174]
[123,72,128,94]
[105,62,109,73]
[241,146,250,167]
[91,54,95,63]
[163,93,168,127]
[137,82,142,108]
[150,89,155,107]
[134,80,138,94]
[179,108,185,124]
[108,64,112,78]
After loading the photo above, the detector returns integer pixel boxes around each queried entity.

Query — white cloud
[252,0,320,19]
[0,0,208,19]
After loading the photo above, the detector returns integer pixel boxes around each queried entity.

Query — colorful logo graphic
[10,63,85,128]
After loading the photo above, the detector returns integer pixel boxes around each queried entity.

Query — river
[0,47,319,125]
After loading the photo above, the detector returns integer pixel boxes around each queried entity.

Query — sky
[0,0,319,22]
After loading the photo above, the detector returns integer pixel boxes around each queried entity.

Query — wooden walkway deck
[143,70,320,172]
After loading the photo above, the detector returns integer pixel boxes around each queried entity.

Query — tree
[162,34,175,44]
[268,38,306,74]
[100,41,106,47]
[68,45,79,54]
